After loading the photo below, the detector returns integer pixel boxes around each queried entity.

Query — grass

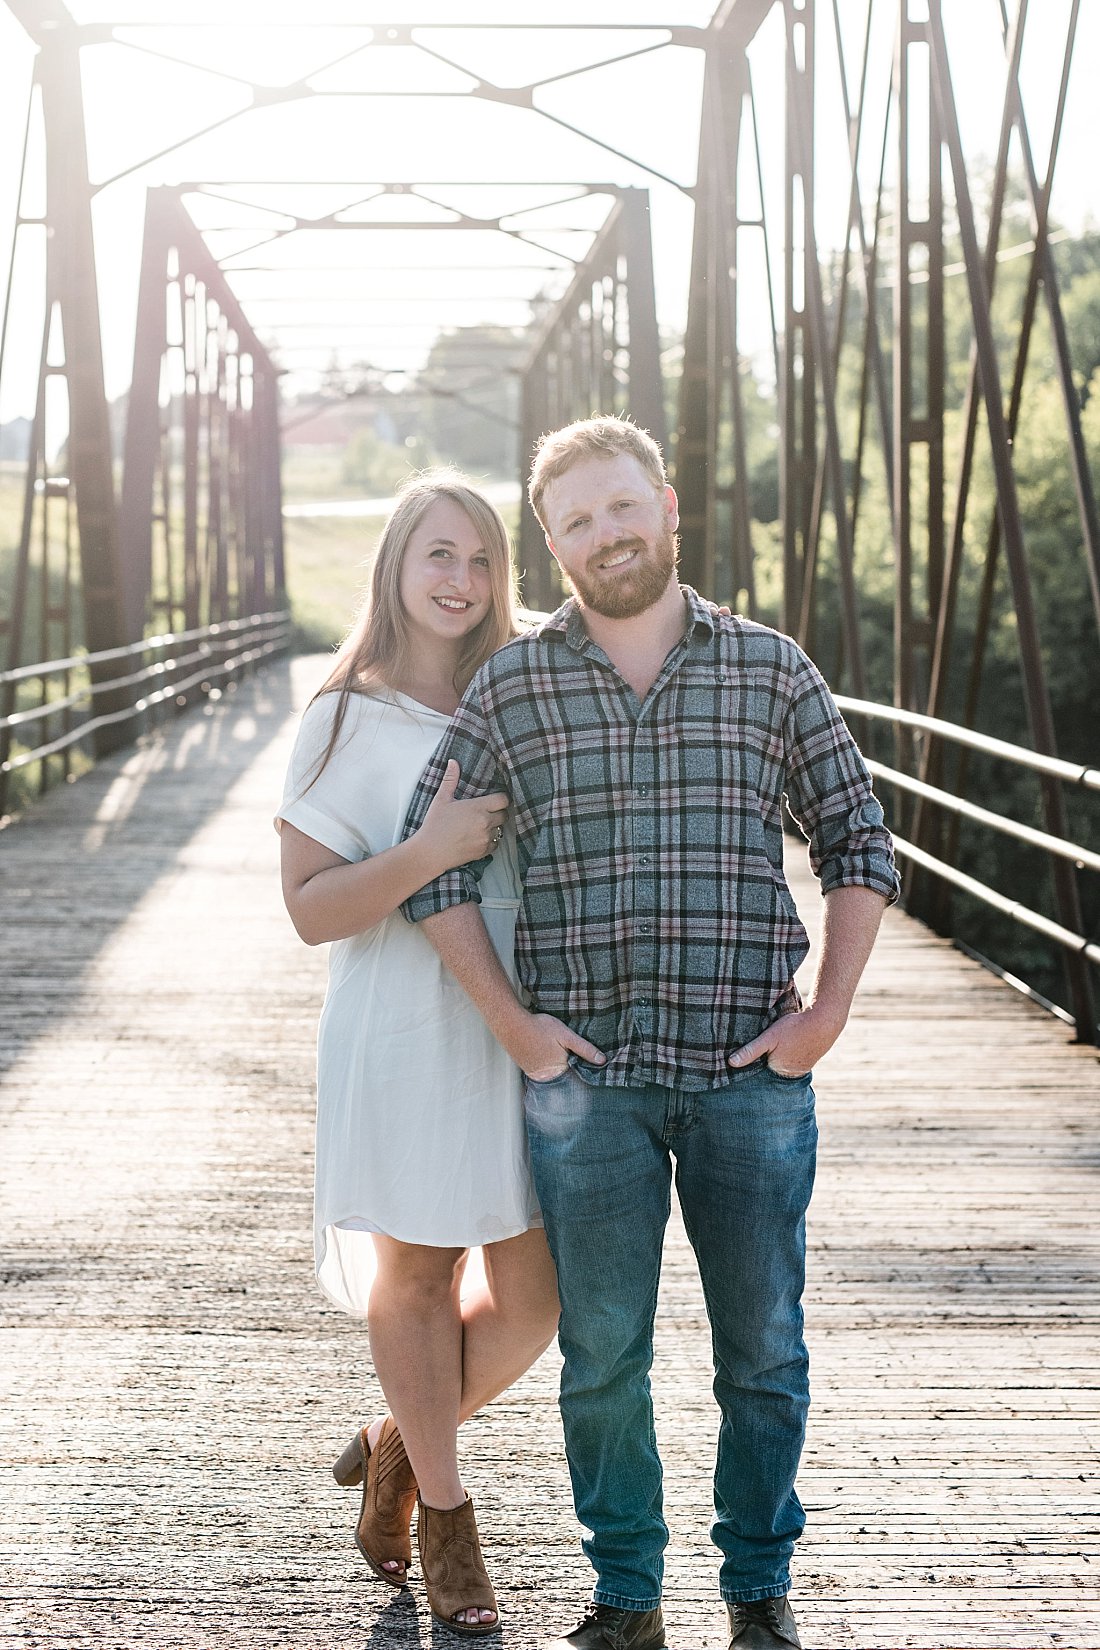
[278,462,526,651]
[0,455,513,819]
[282,509,381,653]
[281,446,363,502]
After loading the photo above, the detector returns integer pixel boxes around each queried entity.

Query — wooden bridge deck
[1,655,1097,1650]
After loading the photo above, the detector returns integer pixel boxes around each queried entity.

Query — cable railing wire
[0,610,291,795]
[832,695,1099,1027]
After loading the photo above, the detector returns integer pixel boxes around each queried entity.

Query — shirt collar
[530,584,716,650]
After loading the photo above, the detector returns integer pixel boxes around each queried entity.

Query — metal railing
[0,608,291,818]
[835,695,1100,1036]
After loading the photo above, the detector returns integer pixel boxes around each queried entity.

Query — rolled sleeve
[400,681,511,924]
[782,655,901,905]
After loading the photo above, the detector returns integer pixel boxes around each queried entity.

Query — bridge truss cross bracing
[0,0,1097,1039]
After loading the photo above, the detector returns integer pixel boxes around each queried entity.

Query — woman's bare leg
[367,1237,497,1627]
[367,1235,467,1509]
[363,1226,559,1626]
[458,1226,560,1420]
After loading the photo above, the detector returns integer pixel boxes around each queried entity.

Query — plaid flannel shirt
[403,585,899,1091]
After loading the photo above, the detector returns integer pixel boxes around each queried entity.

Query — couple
[277,416,898,1650]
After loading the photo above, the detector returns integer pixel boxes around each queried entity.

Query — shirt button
[640,923,651,934]
[637,784,649,796]
[640,856,650,867]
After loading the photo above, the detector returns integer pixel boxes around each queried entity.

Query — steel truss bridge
[0,0,1097,1040]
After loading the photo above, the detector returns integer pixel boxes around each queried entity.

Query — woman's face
[397,496,494,651]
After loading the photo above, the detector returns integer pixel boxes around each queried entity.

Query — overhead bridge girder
[1,0,1096,1038]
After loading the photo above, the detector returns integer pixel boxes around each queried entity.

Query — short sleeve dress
[277,689,540,1316]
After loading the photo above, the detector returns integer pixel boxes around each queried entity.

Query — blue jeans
[523,1062,817,1609]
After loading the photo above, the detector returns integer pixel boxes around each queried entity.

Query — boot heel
[332,1431,366,1488]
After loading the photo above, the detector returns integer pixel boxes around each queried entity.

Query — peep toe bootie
[332,1418,418,1586]
[416,1493,499,1636]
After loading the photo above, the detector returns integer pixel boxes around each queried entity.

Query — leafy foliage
[736,217,1100,1024]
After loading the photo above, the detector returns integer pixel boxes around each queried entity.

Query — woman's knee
[371,1237,467,1307]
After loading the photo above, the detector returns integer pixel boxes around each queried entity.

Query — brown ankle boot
[416,1493,499,1635]
[332,1418,418,1586]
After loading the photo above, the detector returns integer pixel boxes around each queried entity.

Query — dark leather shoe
[549,1601,666,1649]
[727,1595,801,1650]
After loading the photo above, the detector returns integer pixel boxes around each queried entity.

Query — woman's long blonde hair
[307,471,520,784]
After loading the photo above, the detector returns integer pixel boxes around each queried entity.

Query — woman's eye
[473,556,489,568]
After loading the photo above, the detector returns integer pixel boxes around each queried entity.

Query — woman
[276,474,560,1635]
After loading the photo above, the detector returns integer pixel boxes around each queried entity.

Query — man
[402,417,898,1650]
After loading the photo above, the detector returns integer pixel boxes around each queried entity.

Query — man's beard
[565,521,680,619]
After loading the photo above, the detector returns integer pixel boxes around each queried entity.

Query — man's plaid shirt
[403,585,899,1091]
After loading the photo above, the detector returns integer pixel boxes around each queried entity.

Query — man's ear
[664,485,680,532]
[545,532,561,567]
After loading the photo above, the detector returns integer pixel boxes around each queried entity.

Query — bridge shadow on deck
[0,655,1097,1649]
[0,658,299,1082]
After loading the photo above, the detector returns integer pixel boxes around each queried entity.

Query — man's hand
[727,1000,845,1078]
[419,904,606,1081]
[729,886,888,1077]
[505,1010,606,1082]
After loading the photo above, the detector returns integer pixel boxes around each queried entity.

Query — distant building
[0,417,32,463]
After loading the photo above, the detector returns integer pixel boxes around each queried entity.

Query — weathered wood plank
[0,655,1097,1648]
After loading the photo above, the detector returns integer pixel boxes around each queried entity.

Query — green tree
[413,325,524,477]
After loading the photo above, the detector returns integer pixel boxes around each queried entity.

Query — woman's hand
[281,760,509,946]
[417,760,510,874]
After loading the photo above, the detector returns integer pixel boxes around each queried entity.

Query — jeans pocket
[764,1061,813,1084]
[524,1065,571,1087]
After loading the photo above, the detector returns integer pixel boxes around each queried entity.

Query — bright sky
[0,0,1097,423]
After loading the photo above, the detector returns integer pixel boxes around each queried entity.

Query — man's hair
[528,415,668,530]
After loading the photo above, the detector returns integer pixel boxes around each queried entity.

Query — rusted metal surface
[118,189,285,649]
[1,13,288,809]
[2,0,1096,1025]
[0,610,290,818]
[1,21,132,760]
[676,0,1097,1037]
[517,190,666,609]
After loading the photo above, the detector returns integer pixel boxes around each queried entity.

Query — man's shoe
[727,1595,801,1650]
[549,1601,666,1650]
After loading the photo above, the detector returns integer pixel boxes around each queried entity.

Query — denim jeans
[523,1061,817,1609]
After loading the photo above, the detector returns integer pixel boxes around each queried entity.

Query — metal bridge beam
[27,14,132,754]
[517,189,665,610]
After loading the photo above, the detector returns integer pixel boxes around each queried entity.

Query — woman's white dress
[277,689,539,1316]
